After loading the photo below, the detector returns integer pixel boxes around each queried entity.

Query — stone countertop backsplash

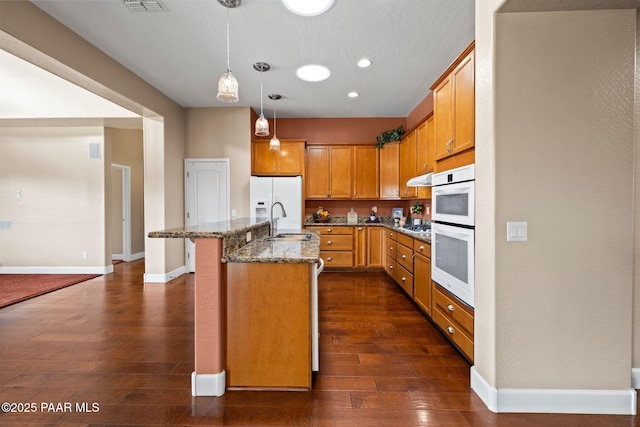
[305,216,432,244]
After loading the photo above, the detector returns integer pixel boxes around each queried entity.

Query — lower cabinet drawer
[384,255,397,279]
[395,263,413,297]
[321,251,353,268]
[396,243,413,272]
[433,284,474,337]
[432,306,473,362]
[320,234,353,251]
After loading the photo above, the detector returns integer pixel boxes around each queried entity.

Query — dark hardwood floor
[0,259,637,426]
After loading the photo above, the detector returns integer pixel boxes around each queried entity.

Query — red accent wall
[253,117,407,145]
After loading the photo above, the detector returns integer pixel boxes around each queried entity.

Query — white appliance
[432,164,475,308]
[432,164,475,226]
[311,257,324,371]
[250,176,303,230]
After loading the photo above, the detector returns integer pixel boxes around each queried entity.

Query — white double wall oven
[431,164,475,308]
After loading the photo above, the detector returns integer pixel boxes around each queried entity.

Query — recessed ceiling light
[296,64,331,82]
[348,92,359,98]
[281,0,334,16]
[357,58,372,68]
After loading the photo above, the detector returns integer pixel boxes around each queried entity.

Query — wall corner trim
[143,265,186,283]
[191,371,225,396]
[631,368,640,389]
[471,367,637,415]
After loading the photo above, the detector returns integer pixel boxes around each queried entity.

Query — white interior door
[111,164,131,262]
[185,159,230,272]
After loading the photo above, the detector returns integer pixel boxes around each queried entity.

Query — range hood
[406,172,433,187]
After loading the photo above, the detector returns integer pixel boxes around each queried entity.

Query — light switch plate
[507,222,528,242]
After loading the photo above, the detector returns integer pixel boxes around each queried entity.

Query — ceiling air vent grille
[122,0,166,12]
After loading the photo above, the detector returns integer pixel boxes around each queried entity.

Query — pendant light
[254,62,270,136]
[216,0,240,103]
[269,94,281,151]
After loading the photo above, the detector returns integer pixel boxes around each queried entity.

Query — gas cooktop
[402,224,431,234]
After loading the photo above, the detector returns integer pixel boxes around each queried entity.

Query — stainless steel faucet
[270,201,287,236]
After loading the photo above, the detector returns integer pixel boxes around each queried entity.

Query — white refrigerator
[249,176,303,230]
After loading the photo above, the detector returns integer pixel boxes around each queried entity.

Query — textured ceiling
[30,0,475,119]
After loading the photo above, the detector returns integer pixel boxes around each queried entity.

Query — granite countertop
[304,218,432,244]
[223,231,321,264]
[148,217,269,239]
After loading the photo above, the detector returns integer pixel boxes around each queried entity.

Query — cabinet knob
[327,228,332,232]
[389,246,393,251]
[401,254,406,259]
[389,265,393,269]
[401,277,406,282]
[358,227,363,231]
[446,326,455,334]
[446,304,455,312]
[327,241,332,245]
[327,257,332,261]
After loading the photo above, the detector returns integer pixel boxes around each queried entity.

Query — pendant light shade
[269,94,281,151]
[217,70,238,103]
[217,1,240,103]
[254,62,270,137]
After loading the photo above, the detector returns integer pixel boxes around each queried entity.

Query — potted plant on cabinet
[376,126,405,148]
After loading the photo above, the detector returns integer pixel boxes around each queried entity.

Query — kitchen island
[149,219,321,395]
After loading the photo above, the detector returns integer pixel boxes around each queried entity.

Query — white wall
[0,127,109,273]
[185,107,252,218]
[475,2,638,414]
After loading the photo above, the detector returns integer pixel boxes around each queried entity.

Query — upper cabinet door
[353,146,379,199]
[306,145,353,199]
[399,130,417,199]
[306,146,331,198]
[252,139,305,176]
[452,50,475,154]
[379,142,399,200]
[328,146,353,199]
[431,42,475,169]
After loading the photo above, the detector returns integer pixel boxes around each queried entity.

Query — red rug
[0,274,100,308]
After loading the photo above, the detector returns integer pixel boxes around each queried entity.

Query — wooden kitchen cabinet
[395,233,414,297]
[226,262,311,388]
[415,116,434,199]
[413,240,431,316]
[355,226,383,268]
[383,229,397,279]
[306,145,352,199]
[432,42,475,172]
[432,283,474,362]
[399,130,417,199]
[379,142,400,199]
[353,146,379,199]
[252,139,305,176]
[307,226,353,268]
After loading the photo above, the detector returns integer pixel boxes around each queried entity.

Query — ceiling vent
[122,0,166,12]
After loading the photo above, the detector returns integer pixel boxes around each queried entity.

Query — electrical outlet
[246,231,251,242]
[82,251,88,259]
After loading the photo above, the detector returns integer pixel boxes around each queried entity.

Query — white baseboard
[112,252,144,262]
[0,265,111,275]
[130,251,145,261]
[471,367,637,415]
[191,371,226,396]
[143,265,186,283]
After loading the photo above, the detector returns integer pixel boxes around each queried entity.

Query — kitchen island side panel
[194,238,226,375]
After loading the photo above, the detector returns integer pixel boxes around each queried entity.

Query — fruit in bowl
[313,207,331,223]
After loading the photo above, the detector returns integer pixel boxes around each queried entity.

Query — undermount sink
[264,233,312,242]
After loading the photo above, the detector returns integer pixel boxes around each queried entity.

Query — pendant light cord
[260,69,264,115]
[225,7,230,71]
[273,98,277,136]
